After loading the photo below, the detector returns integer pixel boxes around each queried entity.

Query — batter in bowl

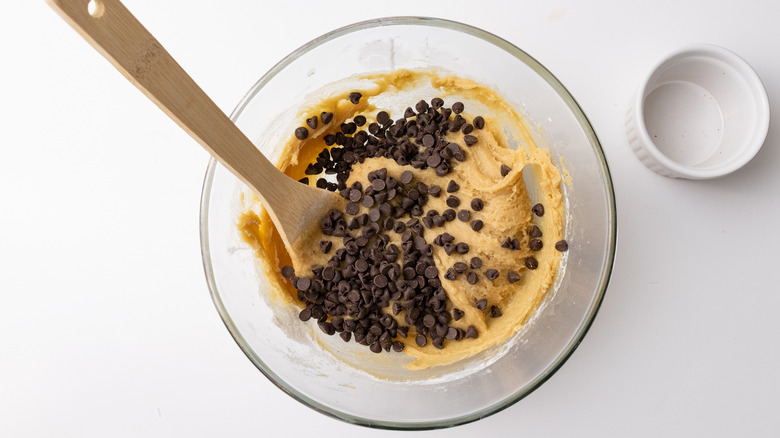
[238,70,567,370]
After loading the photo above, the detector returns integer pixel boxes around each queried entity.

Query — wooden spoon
[47,0,341,248]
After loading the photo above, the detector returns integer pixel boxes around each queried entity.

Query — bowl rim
[200,15,617,430]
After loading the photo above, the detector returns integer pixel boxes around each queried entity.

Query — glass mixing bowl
[200,17,616,429]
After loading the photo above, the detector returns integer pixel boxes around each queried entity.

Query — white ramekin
[626,44,770,179]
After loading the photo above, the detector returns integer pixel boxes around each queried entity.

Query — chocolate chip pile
[281,93,568,354]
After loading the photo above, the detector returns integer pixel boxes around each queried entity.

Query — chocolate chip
[416,99,430,113]
[305,115,318,130]
[457,210,470,222]
[467,272,478,284]
[465,325,478,339]
[376,111,390,126]
[461,123,474,134]
[501,237,522,250]
[416,334,427,347]
[455,242,469,254]
[321,112,333,124]
[453,262,468,274]
[525,257,539,270]
[362,196,375,208]
[444,268,456,280]
[447,180,460,193]
[345,202,359,215]
[428,185,441,197]
[432,337,444,349]
[281,265,295,279]
[475,298,487,310]
[532,203,545,216]
[527,238,543,251]
[294,127,308,140]
[485,269,499,281]
[298,177,309,185]
[400,170,414,184]
[422,133,435,148]
[368,208,381,222]
[470,198,483,211]
[442,209,456,221]
[318,321,335,335]
[371,178,386,191]
[354,115,367,126]
[296,277,311,292]
[322,267,336,281]
[431,97,444,109]
[355,258,368,273]
[500,164,511,177]
[507,270,522,284]
[530,225,542,238]
[452,308,464,321]
[298,308,311,321]
[473,116,485,129]
[349,189,362,202]
[435,163,450,177]
[555,240,569,252]
[470,220,483,231]
[469,257,482,269]
[340,122,357,135]
[320,240,332,254]
[373,274,387,287]
[392,341,405,352]
[452,102,465,114]
[349,92,362,104]
[310,306,324,320]
[490,306,503,318]
[444,243,455,255]
[424,266,438,279]
[355,236,369,247]
[426,154,442,167]
[463,135,478,146]
[446,195,460,208]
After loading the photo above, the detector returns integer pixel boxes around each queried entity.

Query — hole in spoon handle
[87,0,104,18]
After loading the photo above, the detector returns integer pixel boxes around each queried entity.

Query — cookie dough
[238,70,565,370]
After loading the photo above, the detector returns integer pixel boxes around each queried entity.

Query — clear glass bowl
[200,17,616,429]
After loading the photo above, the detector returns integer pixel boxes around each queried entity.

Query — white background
[2,0,779,436]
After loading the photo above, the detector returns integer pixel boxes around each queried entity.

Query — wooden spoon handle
[47,0,327,245]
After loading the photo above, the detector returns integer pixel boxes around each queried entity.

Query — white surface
[2,0,779,436]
